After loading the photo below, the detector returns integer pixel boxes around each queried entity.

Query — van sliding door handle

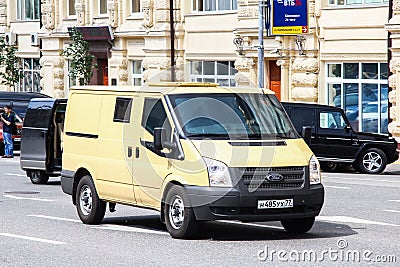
[127,146,133,158]
[135,147,140,158]
[40,131,47,138]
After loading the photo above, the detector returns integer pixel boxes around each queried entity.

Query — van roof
[69,83,272,95]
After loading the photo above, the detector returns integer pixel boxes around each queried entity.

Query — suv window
[320,110,347,130]
[289,108,315,133]
[113,98,132,123]
[141,98,172,140]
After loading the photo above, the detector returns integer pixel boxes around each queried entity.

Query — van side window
[319,110,346,130]
[142,98,172,138]
[23,102,53,128]
[113,98,133,123]
[289,108,315,133]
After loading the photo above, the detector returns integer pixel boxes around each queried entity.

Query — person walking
[1,105,15,158]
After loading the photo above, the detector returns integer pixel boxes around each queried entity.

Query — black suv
[282,102,399,174]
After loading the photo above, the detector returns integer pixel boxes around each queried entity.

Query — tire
[28,170,49,184]
[76,175,106,224]
[281,217,315,234]
[320,161,338,172]
[164,185,199,239]
[356,148,387,174]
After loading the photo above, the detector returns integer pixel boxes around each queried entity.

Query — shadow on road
[101,215,358,241]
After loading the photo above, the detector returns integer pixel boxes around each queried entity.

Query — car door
[20,99,56,170]
[315,108,358,160]
[132,95,174,208]
[287,106,318,154]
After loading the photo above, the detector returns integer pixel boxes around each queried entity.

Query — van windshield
[168,93,298,140]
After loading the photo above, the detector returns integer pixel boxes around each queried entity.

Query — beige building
[0,0,393,136]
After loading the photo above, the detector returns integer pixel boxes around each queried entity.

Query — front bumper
[185,184,324,221]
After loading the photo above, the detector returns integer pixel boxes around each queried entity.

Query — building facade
[0,0,394,137]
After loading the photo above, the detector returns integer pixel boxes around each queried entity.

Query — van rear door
[20,99,59,171]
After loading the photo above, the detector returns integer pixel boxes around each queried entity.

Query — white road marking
[324,185,350,189]
[92,224,169,235]
[325,176,400,183]
[4,173,26,177]
[388,200,400,203]
[220,220,285,230]
[28,214,81,223]
[0,233,65,245]
[317,216,399,227]
[3,195,54,202]
[384,210,400,213]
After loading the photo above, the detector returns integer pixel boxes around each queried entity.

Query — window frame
[131,0,142,16]
[18,58,41,93]
[192,0,238,13]
[325,62,388,134]
[131,60,144,86]
[17,0,40,21]
[99,0,108,16]
[328,0,388,6]
[189,61,237,87]
[68,0,77,17]
[113,97,133,123]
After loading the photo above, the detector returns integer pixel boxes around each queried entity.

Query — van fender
[70,162,97,205]
[159,174,187,223]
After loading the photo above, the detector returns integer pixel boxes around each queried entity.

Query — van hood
[190,139,313,167]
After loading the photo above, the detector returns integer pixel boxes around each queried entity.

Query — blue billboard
[272,0,309,35]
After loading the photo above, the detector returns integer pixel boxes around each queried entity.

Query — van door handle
[135,147,140,158]
[127,146,133,158]
[40,131,47,138]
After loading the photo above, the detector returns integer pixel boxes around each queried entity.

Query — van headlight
[309,155,321,185]
[204,158,233,187]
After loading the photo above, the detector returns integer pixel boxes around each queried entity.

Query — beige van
[61,83,324,238]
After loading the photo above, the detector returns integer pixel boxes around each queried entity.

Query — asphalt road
[0,154,399,266]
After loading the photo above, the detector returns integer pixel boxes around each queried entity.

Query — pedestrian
[1,105,15,158]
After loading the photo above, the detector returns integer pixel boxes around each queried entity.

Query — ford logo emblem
[265,173,284,182]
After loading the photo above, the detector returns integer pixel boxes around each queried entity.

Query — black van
[0,92,51,119]
[282,102,399,174]
[20,98,67,184]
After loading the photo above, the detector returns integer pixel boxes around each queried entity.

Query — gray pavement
[0,154,399,266]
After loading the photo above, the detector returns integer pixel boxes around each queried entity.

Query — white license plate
[257,199,293,209]
[13,138,21,142]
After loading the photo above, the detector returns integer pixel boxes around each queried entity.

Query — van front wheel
[281,217,315,234]
[76,175,106,224]
[28,170,49,184]
[164,185,198,239]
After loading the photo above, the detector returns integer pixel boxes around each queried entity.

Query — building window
[19,59,41,93]
[131,0,141,14]
[328,0,388,5]
[193,0,238,12]
[326,62,388,134]
[99,0,108,15]
[68,0,76,16]
[17,0,40,20]
[132,60,144,86]
[190,61,237,87]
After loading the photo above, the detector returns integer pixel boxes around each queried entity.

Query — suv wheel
[356,148,387,174]
[320,161,338,172]
[28,170,49,184]
[164,185,199,239]
[76,175,106,224]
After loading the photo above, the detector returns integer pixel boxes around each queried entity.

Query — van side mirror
[302,126,312,145]
[154,127,177,151]
[154,128,164,150]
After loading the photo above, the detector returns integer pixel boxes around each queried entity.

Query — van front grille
[237,166,305,191]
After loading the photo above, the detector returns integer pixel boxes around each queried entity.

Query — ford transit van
[61,83,324,238]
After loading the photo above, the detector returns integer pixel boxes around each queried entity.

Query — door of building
[269,61,281,100]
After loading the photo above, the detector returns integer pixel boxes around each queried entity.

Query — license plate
[257,199,293,209]
[13,138,21,142]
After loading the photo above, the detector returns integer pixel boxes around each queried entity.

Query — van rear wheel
[76,175,106,224]
[28,170,49,184]
[281,217,315,234]
[164,185,199,239]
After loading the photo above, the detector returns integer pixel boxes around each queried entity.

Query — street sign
[271,0,309,35]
